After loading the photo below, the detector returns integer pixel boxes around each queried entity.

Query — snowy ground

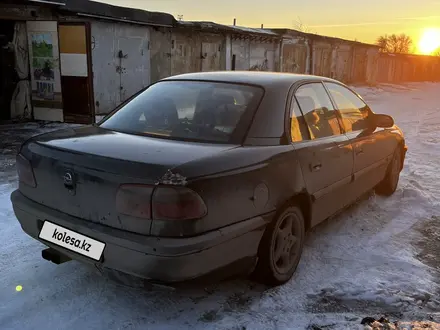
[1,83,440,330]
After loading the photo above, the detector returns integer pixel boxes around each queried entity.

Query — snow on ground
[1,83,440,330]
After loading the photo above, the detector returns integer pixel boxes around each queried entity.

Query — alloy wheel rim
[271,214,301,274]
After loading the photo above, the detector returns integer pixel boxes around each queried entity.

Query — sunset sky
[99,0,440,54]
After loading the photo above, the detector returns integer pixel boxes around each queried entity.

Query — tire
[376,147,403,196]
[253,206,305,286]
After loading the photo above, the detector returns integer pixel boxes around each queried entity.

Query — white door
[27,21,63,122]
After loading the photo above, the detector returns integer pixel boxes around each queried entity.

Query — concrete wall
[170,30,225,75]
[230,37,278,71]
[150,27,172,83]
[231,38,250,70]
[312,41,332,77]
[333,44,352,82]
[250,41,278,71]
[279,36,383,84]
[91,21,150,116]
[350,47,369,83]
[281,38,308,74]
[365,48,379,84]
[377,53,440,83]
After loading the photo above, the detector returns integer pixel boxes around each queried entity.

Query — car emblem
[63,172,73,185]
[63,171,76,193]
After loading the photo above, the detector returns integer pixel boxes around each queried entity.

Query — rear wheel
[376,147,402,196]
[253,206,305,286]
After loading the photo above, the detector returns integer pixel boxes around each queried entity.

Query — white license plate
[39,221,105,261]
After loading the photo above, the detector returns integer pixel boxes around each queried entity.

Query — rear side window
[100,81,263,143]
[289,99,309,142]
[325,83,370,132]
[295,83,342,139]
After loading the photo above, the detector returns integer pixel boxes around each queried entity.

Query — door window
[295,83,342,139]
[325,83,370,132]
[289,99,309,142]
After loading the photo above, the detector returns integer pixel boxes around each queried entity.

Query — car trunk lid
[19,126,237,235]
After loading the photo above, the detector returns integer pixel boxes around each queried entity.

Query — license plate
[39,221,105,261]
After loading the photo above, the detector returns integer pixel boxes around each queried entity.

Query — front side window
[325,83,370,132]
[295,83,342,139]
[100,81,264,143]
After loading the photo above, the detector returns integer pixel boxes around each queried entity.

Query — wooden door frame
[58,21,95,123]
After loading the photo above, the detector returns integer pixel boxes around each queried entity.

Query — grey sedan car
[11,72,407,286]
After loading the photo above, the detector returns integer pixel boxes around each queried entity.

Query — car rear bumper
[11,190,272,283]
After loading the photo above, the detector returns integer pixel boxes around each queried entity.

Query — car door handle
[356,148,364,155]
[310,163,322,172]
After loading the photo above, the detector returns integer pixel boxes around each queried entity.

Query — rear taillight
[152,186,207,220]
[115,184,207,220]
[116,184,154,219]
[16,154,36,188]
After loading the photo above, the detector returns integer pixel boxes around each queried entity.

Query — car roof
[162,71,339,89]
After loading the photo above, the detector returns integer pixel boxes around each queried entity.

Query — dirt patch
[413,215,440,272]
[306,290,406,318]
[411,214,440,317]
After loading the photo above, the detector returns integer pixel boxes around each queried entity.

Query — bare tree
[376,35,389,52]
[434,48,440,57]
[376,33,413,54]
[293,17,316,34]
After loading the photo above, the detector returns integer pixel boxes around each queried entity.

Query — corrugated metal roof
[226,25,278,36]
[178,21,280,37]
[270,28,380,48]
[19,0,176,27]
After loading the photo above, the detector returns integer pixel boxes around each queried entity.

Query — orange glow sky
[99,0,440,54]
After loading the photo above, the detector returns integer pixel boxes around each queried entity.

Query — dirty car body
[11,72,407,285]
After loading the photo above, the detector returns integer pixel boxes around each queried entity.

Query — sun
[418,28,440,55]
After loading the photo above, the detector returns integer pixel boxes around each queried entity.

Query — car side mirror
[372,114,394,128]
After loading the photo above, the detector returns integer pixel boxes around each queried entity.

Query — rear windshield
[100,80,264,143]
